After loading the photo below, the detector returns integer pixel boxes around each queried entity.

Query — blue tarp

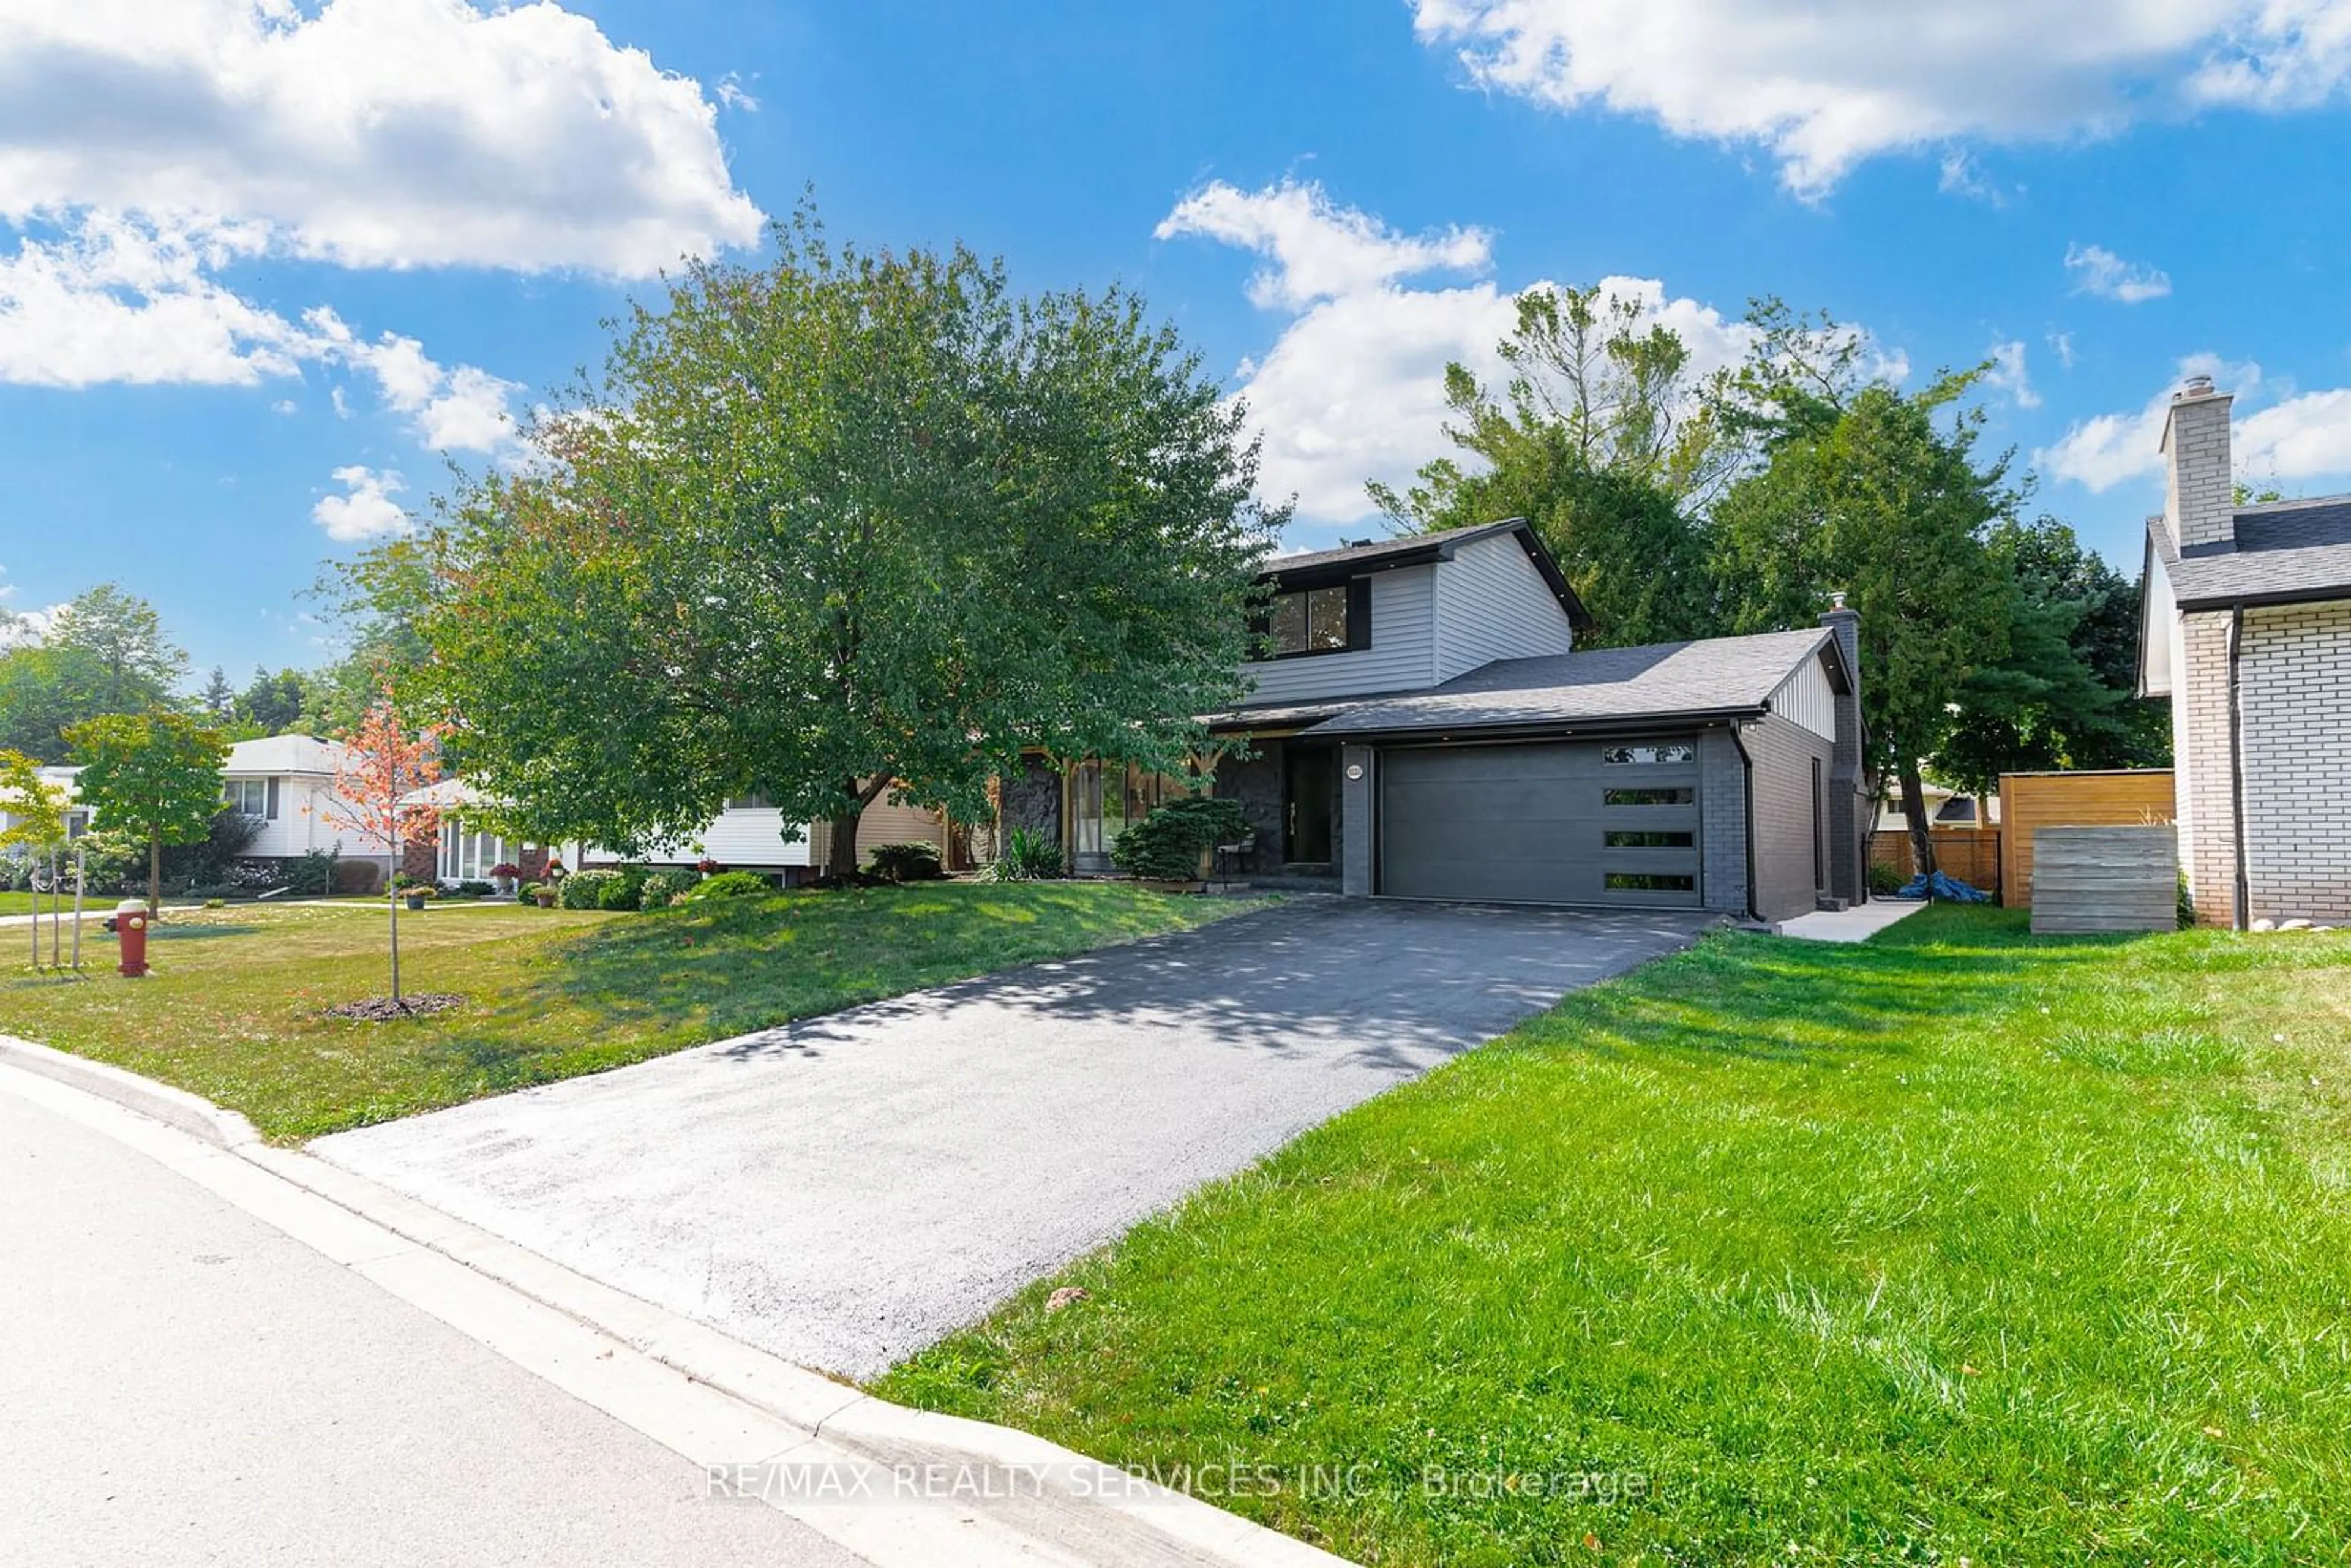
[1897,869,1992,902]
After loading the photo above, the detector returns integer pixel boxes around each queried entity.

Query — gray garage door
[1378,740,1702,907]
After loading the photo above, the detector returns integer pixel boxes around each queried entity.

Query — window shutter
[1346,577,1372,651]
[266,778,280,819]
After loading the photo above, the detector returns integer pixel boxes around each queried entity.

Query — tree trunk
[388,852,402,1005]
[147,834,161,915]
[825,776,893,879]
[1897,754,1937,880]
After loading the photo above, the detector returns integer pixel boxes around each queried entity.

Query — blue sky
[6,0,2351,680]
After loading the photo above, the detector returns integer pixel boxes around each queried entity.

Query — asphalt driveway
[314,898,1714,1378]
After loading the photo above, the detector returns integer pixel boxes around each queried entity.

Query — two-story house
[2139,375,2351,928]
[1003,519,1870,921]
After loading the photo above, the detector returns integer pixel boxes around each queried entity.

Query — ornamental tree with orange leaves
[321,686,448,1006]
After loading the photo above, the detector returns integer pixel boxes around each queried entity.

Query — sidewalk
[1774,898,1927,943]
[0,1035,1351,1568]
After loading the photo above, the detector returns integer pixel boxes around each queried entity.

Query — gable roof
[223,734,350,776]
[1261,518,1594,629]
[2150,493,2351,610]
[1303,626,1844,739]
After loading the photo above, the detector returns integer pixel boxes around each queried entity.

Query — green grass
[0,882,1260,1141]
[878,907,2351,1565]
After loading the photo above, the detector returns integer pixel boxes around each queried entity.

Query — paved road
[0,1087,868,1568]
[317,899,1715,1378]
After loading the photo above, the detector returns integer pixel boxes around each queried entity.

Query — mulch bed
[324,993,468,1022]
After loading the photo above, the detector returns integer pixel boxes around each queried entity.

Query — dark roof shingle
[2153,495,2351,607]
[1303,627,1839,738]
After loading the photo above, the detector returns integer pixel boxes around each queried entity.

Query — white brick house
[2139,377,2351,927]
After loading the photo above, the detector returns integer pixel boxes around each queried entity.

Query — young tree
[64,712,229,913]
[0,749,70,969]
[1712,371,2016,877]
[320,689,446,1007]
[421,208,1279,872]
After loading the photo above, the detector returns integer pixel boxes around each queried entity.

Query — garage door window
[1602,743,1696,765]
[1605,786,1693,806]
[1605,871,1696,892]
[1605,830,1694,848]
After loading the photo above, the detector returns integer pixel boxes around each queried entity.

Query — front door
[1283,746,1335,865]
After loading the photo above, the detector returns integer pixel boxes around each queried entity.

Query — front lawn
[0,882,1259,1141]
[880,907,2351,1564]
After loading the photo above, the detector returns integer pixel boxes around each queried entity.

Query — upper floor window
[1252,583,1360,661]
[726,792,775,811]
[224,778,269,817]
[1602,743,1695,766]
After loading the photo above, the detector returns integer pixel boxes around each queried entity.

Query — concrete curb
[0,1033,261,1148]
[0,1038,1352,1567]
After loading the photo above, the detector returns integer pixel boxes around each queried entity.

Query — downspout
[1728,723,1759,923]
[2228,604,2250,931]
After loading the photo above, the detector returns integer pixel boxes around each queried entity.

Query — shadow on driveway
[315,899,1714,1379]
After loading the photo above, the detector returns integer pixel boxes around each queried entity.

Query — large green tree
[0,585,187,760]
[420,211,1279,871]
[1370,283,1725,647]
[1713,366,2016,876]
[47,583,187,714]
[1933,517,2170,795]
[66,711,230,913]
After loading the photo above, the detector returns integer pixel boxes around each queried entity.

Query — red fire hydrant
[116,901,151,978]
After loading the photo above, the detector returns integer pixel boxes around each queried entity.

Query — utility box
[2029,827,2178,934]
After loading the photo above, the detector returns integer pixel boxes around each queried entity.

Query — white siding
[1431,532,1576,682]
[1766,652,1837,743]
[228,774,371,858]
[1242,566,1438,703]
[637,806,817,868]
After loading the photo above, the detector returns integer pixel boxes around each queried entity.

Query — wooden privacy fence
[1870,827,2002,894]
[2030,826,2178,933]
[1998,769,2175,909]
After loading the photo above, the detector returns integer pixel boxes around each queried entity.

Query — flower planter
[533,890,556,907]
[403,893,427,912]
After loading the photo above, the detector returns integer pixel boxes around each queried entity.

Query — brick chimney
[2161,375,2235,552]
[1819,591,1864,904]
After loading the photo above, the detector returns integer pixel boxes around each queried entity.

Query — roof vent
[2178,373,2216,400]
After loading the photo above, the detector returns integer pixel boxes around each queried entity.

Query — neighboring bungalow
[406,780,950,886]
[2139,375,2351,926]
[1005,519,1870,921]
[1875,786,1998,833]
[218,735,370,866]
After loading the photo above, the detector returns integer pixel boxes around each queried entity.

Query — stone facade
[1000,755,1063,852]
[2174,610,2239,926]
[1698,728,1749,916]
[2238,601,2351,923]
[1209,744,1284,873]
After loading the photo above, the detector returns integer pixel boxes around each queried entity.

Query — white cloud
[1936,151,2009,206]
[0,209,525,452]
[1984,339,2041,408]
[2049,331,2077,370]
[0,0,763,276]
[2065,242,2173,304]
[1160,181,1764,526]
[271,398,297,415]
[0,212,310,386]
[305,310,524,456]
[1411,0,2351,195]
[2037,353,2270,492]
[2239,389,2351,482]
[716,72,760,113]
[1157,179,1492,310]
[311,465,413,542]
